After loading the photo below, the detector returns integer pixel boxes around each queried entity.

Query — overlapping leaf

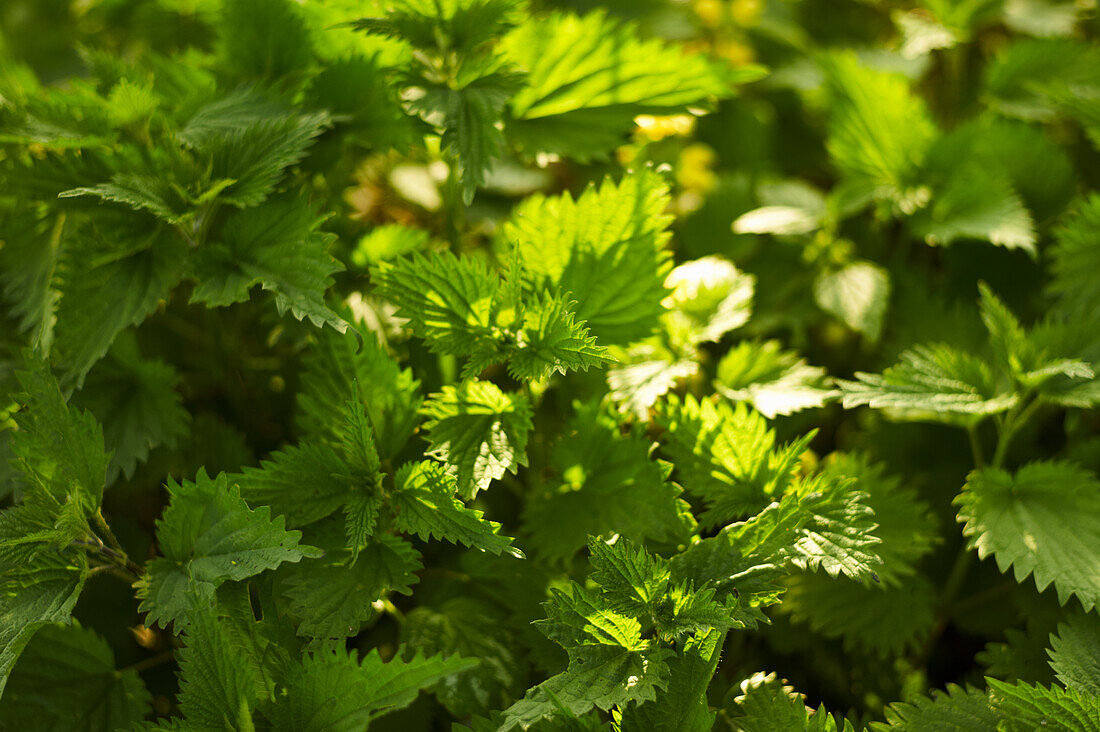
[420,380,532,498]
[391,460,522,557]
[189,194,349,333]
[136,470,321,629]
[500,170,673,346]
[956,461,1100,611]
[502,10,757,159]
[0,622,151,730]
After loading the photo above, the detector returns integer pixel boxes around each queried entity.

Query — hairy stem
[94,508,126,556]
[78,519,144,581]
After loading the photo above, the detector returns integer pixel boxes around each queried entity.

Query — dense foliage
[1,0,1100,729]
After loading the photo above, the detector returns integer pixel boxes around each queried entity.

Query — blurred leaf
[813,261,891,341]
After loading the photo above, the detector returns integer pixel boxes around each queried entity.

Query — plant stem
[120,649,176,675]
[87,564,139,583]
[90,509,145,579]
[94,508,126,555]
[937,539,976,615]
[381,597,406,624]
[921,393,1045,665]
[966,423,985,469]
[991,395,1041,470]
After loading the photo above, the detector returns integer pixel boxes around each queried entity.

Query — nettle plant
[1,0,1100,730]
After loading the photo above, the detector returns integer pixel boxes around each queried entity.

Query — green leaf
[420,380,532,499]
[775,453,936,654]
[732,205,823,236]
[1048,83,1100,151]
[281,533,421,643]
[821,52,937,202]
[52,212,188,386]
[0,81,115,149]
[908,165,1036,253]
[359,647,480,718]
[671,473,881,591]
[1003,0,1079,37]
[656,395,808,527]
[501,582,673,730]
[1050,194,1100,320]
[978,283,1094,395]
[725,672,857,731]
[920,118,1076,225]
[414,65,519,204]
[838,343,1017,422]
[344,490,384,558]
[813,261,891,341]
[871,683,998,731]
[955,461,1100,611]
[0,622,149,730]
[136,469,322,629]
[1048,613,1100,695]
[523,406,692,561]
[0,210,60,345]
[297,328,422,461]
[351,224,431,267]
[500,169,673,346]
[983,38,1100,120]
[263,649,375,731]
[980,626,1057,687]
[607,345,699,419]
[587,536,669,617]
[104,78,158,128]
[666,537,783,631]
[0,551,87,699]
[177,88,297,148]
[308,56,422,153]
[893,10,957,59]
[502,10,752,160]
[9,351,110,510]
[583,537,730,643]
[661,256,755,346]
[74,336,189,482]
[507,289,612,381]
[337,398,383,479]
[265,646,477,731]
[786,474,883,581]
[536,582,645,651]
[987,679,1100,731]
[177,602,258,730]
[193,108,330,209]
[351,0,524,53]
[374,253,609,380]
[392,460,523,557]
[819,453,938,585]
[190,194,349,333]
[618,627,724,732]
[715,341,837,419]
[372,251,502,361]
[0,488,82,560]
[234,442,355,529]
[59,174,193,225]
[403,597,523,717]
[219,0,314,81]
